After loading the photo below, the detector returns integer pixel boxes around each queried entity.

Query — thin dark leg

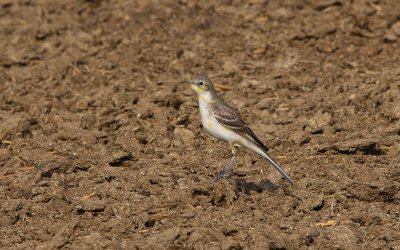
[212,145,239,183]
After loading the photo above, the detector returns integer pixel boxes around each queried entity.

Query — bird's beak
[181,80,199,92]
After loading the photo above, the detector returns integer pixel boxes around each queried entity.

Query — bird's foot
[212,152,237,183]
[212,169,230,183]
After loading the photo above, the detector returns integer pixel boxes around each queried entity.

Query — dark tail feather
[245,141,293,185]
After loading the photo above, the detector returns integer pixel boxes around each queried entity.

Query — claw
[212,145,238,183]
[212,169,230,183]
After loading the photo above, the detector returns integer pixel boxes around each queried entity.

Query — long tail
[243,141,293,185]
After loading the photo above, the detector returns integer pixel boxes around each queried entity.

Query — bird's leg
[212,144,239,183]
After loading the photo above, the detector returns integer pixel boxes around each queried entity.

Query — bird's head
[190,75,214,93]
[182,75,216,96]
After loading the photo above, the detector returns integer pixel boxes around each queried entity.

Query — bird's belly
[199,99,244,143]
[201,113,243,143]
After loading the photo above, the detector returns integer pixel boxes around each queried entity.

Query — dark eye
[198,81,204,86]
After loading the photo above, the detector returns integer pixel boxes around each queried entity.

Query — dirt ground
[1,0,400,249]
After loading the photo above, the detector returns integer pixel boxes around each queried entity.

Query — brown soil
[1,0,400,249]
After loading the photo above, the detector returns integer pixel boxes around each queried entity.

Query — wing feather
[211,102,268,151]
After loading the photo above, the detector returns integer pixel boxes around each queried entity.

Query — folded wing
[211,102,268,151]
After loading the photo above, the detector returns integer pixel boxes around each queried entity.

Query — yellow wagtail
[184,75,293,184]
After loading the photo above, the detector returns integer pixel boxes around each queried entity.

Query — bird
[183,75,293,185]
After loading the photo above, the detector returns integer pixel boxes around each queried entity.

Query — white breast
[199,98,244,144]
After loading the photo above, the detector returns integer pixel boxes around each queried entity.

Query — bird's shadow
[234,178,280,194]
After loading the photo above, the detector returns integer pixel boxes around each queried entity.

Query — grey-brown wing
[211,103,268,151]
